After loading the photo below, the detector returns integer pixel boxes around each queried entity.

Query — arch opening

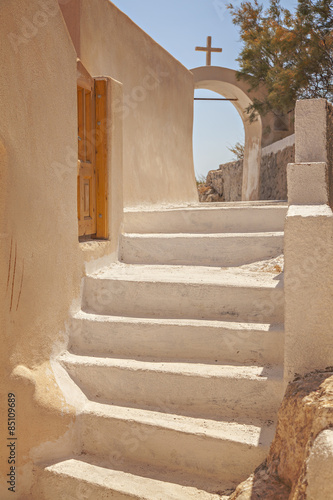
[191,66,263,201]
[193,88,245,182]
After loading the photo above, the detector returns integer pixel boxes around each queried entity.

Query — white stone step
[82,264,284,323]
[36,458,230,499]
[120,232,284,267]
[80,402,275,488]
[78,402,276,489]
[123,203,287,234]
[60,353,284,420]
[70,311,284,366]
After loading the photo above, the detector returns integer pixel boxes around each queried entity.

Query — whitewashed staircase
[37,202,287,499]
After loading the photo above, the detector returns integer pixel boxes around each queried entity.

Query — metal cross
[195,36,222,66]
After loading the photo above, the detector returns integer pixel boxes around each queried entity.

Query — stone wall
[199,160,242,202]
[326,101,333,208]
[199,135,295,202]
[259,143,295,200]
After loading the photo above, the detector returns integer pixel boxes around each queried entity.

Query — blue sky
[111,0,297,179]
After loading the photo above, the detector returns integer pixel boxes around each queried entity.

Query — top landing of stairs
[123,202,288,234]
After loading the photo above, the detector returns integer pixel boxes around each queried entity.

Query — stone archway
[191,66,265,201]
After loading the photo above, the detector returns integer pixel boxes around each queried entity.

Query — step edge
[84,274,284,290]
[81,401,276,447]
[123,203,288,214]
[121,232,285,238]
[60,352,284,378]
[38,459,232,499]
[72,311,285,331]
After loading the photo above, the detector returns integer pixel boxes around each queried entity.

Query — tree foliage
[227,141,245,160]
[227,0,333,117]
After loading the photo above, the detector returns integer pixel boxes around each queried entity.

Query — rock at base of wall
[197,184,223,202]
[229,368,333,500]
[198,160,242,202]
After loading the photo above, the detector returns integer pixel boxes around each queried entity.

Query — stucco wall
[78,0,198,208]
[0,2,80,497]
[0,1,125,497]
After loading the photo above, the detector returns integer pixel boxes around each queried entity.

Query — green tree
[227,0,333,118]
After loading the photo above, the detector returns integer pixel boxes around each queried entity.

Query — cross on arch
[195,36,222,66]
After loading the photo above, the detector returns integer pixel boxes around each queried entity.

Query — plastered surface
[77,0,198,208]
[0,1,122,497]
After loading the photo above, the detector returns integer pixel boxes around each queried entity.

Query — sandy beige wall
[0,1,85,497]
[79,0,198,208]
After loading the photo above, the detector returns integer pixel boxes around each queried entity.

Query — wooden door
[77,66,96,237]
[77,61,109,239]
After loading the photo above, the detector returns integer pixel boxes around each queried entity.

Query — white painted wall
[285,99,333,382]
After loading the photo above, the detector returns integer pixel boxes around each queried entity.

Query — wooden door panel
[85,90,93,162]
[84,181,90,216]
[77,89,83,159]
[78,160,96,236]
[77,82,96,237]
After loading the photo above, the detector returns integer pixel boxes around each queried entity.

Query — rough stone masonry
[199,140,295,202]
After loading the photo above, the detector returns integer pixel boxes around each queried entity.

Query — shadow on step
[75,454,236,497]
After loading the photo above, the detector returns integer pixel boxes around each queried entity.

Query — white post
[284,99,333,382]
